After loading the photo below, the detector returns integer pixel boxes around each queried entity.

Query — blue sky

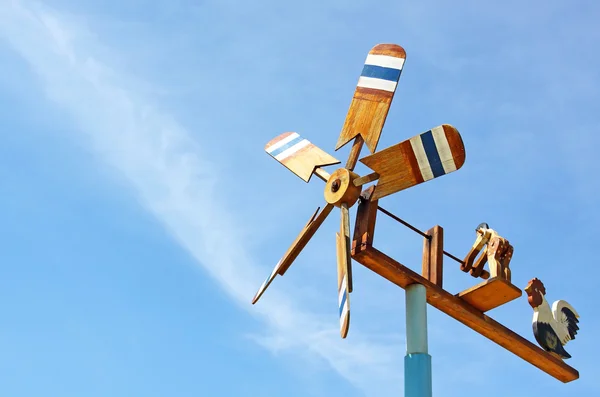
[0,1,598,396]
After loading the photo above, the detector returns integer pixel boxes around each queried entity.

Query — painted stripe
[253,260,282,302]
[357,76,397,92]
[269,134,304,157]
[365,54,405,70]
[431,126,457,174]
[420,131,446,178]
[339,292,347,317]
[338,274,349,331]
[274,139,311,161]
[410,136,434,181]
[338,276,348,315]
[338,276,347,306]
[266,132,299,153]
[340,304,348,329]
[361,65,401,82]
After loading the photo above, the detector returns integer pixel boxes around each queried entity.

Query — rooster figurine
[524,278,580,359]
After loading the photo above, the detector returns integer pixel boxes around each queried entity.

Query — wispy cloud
[0,1,404,395]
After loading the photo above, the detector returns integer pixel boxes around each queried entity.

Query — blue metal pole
[405,283,432,397]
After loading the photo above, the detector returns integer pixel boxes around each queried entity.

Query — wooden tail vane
[252,43,466,339]
[253,43,582,389]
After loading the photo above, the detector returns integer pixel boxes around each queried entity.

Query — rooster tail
[552,300,580,341]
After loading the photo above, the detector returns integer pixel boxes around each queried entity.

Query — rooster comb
[525,278,546,295]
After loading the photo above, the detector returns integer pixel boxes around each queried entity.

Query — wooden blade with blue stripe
[336,44,406,154]
[336,230,350,339]
[360,124,466,200]
[266,132,340,182]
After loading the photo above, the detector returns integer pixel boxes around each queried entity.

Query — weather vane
[251,44,580,396]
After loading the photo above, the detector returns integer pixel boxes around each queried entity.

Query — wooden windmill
[252,44,465,338]
[252,44,580,395]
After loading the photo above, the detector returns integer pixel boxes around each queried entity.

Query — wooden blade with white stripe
[266,132,340,182]
[340,203,353,293]
[336,205,352,338]
[360,124,466,200]
[336,232,350,338]
[336,44,406,154]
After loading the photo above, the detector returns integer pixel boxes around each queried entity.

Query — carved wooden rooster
[524,278,579,359]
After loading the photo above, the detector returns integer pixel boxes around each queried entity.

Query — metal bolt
[331,179,341,192]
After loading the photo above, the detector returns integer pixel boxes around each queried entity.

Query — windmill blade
[336,229,351,339]
[266,132,340,182]
[277,203,334,276]
[336,44,406,154]
[360,124,466,200]
[336,203,352,338]
[251,258,286,305]
[340,203,353,293]
[252,204,334,304]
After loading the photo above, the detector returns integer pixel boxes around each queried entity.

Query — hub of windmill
[324,168,362,208]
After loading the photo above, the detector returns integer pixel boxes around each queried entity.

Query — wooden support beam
[422,226,443,288]
[457,277,522,312]
[352,246,579,383]
[353,172,380,187]
[351,186,378,256]
[345,135,364,171]
[314,167,331,182]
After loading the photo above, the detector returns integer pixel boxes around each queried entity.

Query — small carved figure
[525,278,580,359]
[461,223,513,281]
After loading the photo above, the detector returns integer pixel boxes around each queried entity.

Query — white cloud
[0,1,404,395]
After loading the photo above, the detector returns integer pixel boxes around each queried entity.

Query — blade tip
[442,124,466,169]
[340,316,350,338]
[370,43,406,59]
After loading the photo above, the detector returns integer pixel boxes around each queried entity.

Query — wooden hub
[324,168,362,208]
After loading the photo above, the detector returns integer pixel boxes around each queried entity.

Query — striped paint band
[361,65,401,82]
[266,132,299,153]
[409,127,458,182]
[338,276,348,318]
[365,53,405,70]
[253,259,282,301]
[267,133,302,156]
[357,54,405,93]
[267,133,311,162]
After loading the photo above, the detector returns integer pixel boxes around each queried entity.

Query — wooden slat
[360,124,466,200]
[336,44,406,154]
[340,203,353,293]
[422,225,443,287]
[345,135,364,171]
[457,277,522,312]
[336,232,350,338]
[353,171,380,187]
[313,167,331,182]
[351,186,378,255]
[265,132,340,182]
[277,204,334,275]
[352,246,579,383]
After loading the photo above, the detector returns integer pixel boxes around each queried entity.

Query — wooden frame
[350,193,579,383]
